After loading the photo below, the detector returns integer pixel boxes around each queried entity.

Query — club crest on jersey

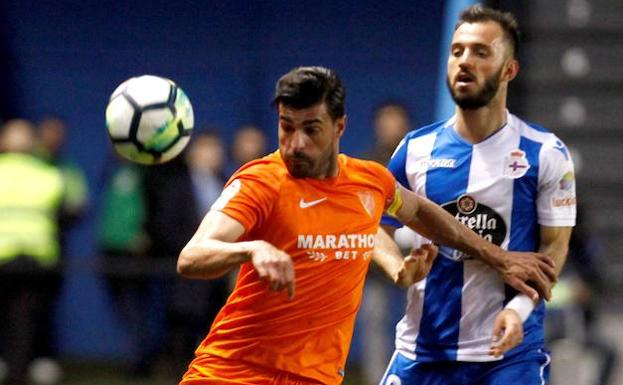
[357,191,375,217]
[211,179,241,210]
[503,149,530,179]
[457,195,477,215]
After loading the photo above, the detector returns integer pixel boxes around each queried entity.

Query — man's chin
[452,93,489,110]
[286,162,312,178]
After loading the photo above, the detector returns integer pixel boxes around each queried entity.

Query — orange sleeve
[211,162,280,236]
[367,160,397,210]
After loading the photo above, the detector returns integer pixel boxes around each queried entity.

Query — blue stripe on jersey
[509,136,541,252]
[416,128,471,360]
[508,135,545,351]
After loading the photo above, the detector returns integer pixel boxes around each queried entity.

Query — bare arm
[389,184,556,300]
[372,226,404,281]
[539,226,572,276]
[177,210,251,278]
[177,210,295,298]
[490,225,573,357]
[373,226,437,287]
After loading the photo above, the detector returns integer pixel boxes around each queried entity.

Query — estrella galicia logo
[441,195,507,261]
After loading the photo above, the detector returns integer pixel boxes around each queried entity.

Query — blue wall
[4,0,445,358]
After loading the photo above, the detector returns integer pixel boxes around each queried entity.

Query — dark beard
[284,149,335,179]
[285,152,315,178]
[447,68,502,110]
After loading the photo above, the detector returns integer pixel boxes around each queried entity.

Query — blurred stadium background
[0,0,621,384]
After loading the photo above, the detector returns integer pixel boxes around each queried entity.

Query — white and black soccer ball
[105,75,193,165]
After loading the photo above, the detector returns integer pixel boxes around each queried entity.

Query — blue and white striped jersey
[382,111,576,362]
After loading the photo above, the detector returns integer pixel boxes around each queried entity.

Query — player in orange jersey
[176,66,556,385]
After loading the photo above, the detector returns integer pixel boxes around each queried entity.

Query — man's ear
[503,58,519,83]
[335,115,347,138]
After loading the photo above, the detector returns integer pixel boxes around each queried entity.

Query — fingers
[421,243,438,260]
[287,280,295,299]
[252,247,296,299]
[490,311,524,357]
[538,252,556,269]
[538,258,557,283]
[511,279,540,302]
[530,270,552,301]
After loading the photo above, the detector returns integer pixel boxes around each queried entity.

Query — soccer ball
[105,75,194,165]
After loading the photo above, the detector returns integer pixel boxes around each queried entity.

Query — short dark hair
[455,4,520,58]
[273,66,346,120]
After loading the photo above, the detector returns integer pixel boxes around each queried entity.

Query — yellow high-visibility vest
[0,153,64,267]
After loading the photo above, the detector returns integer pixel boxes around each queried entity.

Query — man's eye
[305,127,319,135]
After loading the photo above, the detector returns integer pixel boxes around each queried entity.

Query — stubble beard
[447,67,503,110]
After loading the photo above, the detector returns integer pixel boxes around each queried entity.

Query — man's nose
[458,50,475,69]
[290,131,307,151]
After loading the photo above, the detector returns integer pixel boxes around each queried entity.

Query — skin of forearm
[398,191,505,271]
[539,227,571,277]
[177,239,254,279]
[372,227,405,281]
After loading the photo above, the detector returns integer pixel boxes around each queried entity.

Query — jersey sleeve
[537,138,576,227]
[381,137,409,227]
[373,162,397,209]
[210,164,279,235]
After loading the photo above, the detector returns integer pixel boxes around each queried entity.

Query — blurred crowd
[0,112,617,385]
[0,119,268,385]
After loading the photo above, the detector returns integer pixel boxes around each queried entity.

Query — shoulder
[15,153,63,177]
[230,152,287,183]
[342,155,395,200]
[404,119,448,142]
[343,155,391,179]
[391,119,449,159]
[508,113,571,161]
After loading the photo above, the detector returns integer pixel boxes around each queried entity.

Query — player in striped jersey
[176,66,557,385]
[380,5,576,385]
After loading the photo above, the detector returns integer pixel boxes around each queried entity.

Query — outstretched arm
[388,183,556,301]
[177,210,295,298]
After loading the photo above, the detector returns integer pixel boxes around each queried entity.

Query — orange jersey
[192,151,396,384]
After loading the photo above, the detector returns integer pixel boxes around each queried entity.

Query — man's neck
[454,100,507,144]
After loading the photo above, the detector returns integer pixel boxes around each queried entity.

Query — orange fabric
[188,151,396,385]
[180,354,323,385]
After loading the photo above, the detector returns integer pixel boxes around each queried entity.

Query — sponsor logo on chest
[441,195,507,261]
[296,233,376,262]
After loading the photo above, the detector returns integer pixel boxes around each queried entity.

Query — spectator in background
[37,116,89,231]
[32,116,89,383]
[227,125,268,176]
[97,154,151,378]
[143,131,229,376]
[367,102,411,164]
[359,102,413,384]
[0,119,64,385]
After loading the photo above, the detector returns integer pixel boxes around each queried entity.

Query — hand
[394,243,438,288]
[250,241,295,299]
[498,250,556,301]
[490,309,523,358]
